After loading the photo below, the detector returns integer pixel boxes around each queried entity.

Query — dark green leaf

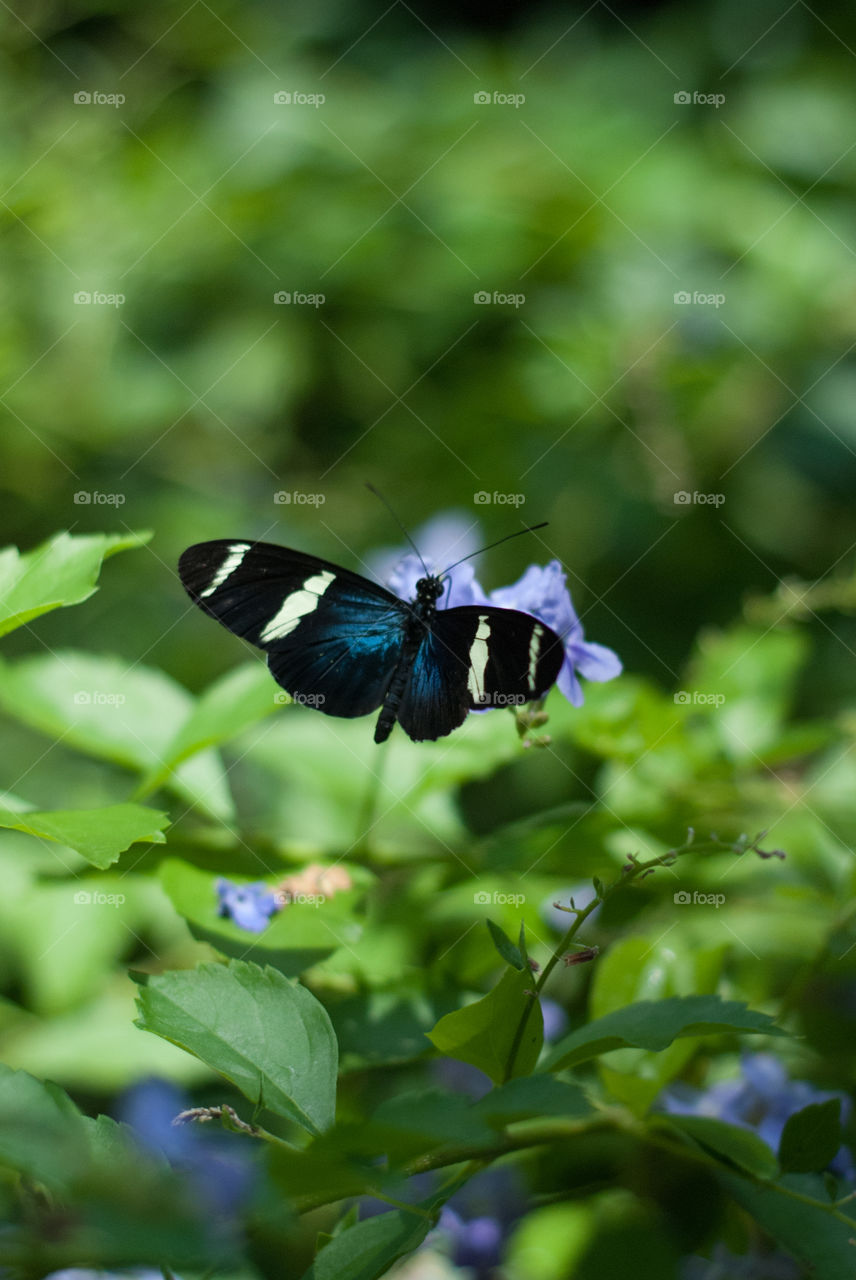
[720,1170,856,1280]
[658,1114,779,1179]
[779,1099,843,1174]
[486,918,525,970]
[473,1076,592,1126]
[541,996,786,1073]
[134,960,338,1133]
[300,1208,433,1280]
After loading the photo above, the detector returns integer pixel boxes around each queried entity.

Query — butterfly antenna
[365,482,431,578]
[441,523,549,576]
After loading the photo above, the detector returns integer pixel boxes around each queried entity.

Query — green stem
[502,831,776,1082]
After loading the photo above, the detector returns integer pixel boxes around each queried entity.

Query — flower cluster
[375,513,621,708]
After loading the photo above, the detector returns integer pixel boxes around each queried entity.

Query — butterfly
[178,539,564,743]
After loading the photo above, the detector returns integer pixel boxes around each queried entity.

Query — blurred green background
[4,0,856,710]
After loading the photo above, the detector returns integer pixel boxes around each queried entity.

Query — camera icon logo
[274,491,291,504]
[273,91,291,104]
[273,291,291,304]
[673,890,692,904]
[473,890,492,905]
[674,91,691,105]
[473,490,491,504]
[73,291,92,305]
[673,291,691,305]
[674,690,691,705]
[473,91,491,105]
[74,890,92,905]
[473,290,491,304]
[74,91,92,104]
[73,690,92,705]
[674,491,692,504]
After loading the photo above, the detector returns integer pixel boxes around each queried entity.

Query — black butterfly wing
[396,606,565,742]
[179,540,409,719]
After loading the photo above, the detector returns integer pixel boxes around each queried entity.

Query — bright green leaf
[473,1075,592,1126]
[299,1207,433,1280]
[427,966,543,1085]
[134,960,338,1134]
[0,530,151,638]
[0,803,168,868]
[486,918,525,970]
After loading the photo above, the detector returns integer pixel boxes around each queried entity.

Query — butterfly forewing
[179,540,409,718]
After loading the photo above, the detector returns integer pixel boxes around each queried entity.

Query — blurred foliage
[3,0,856,1277]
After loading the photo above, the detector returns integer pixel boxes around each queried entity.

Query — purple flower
[540,997,568,1044]
[370,511,486,606]
[488,560,621,707]
[660,1053,854,1179]
[215,877,278,932]
[432,1166,524,1279]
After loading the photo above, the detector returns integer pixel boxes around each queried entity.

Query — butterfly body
[178,539,564,743]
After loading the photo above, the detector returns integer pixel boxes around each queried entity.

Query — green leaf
[0,1064,87,1189]
[473,1075,592,1126]
[134,960,338,1134]
[658,1114,779,1179]
[427,966,543,1084]
[778,1099,843,1174]
[486,918,525,970]
[0,803,168,868]
[137,663,277,796]
[368,1087,494,1154]
[719,1170,856,1280]
[0,530,151,638]
[541,996,785,1073]
[0,651,232,819]
[299,1208,433,1280]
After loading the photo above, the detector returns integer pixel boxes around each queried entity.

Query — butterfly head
[413,574,445,609]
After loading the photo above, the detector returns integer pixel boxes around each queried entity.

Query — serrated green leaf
[0,530,151,638]
[486,918,525,970]
[719,1170,856,1280]
[427,966,543,1085]
[0,1064,86,1189]
[778,1099,842,1174]
[0,803,168,868]
[541,996,786,1074]
[134,960,338,1134]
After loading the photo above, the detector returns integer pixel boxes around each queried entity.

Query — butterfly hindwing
[396,606,565,741]
[179,540,409,718]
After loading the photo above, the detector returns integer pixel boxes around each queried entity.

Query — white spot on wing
[527,624,545,689]
[200,542,251,597]
[260,570,336,643]
[467,614,492,703]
